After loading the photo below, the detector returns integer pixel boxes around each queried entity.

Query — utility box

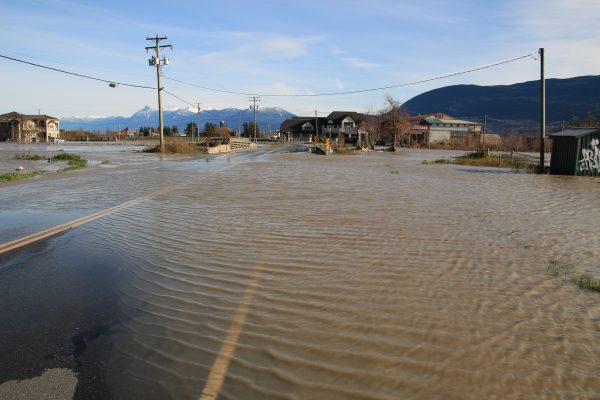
[549,128,600,176]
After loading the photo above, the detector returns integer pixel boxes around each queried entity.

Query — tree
[185,122,197,137]
[363,110,382,149]
[243,121,260,137]
[569,111,600,128]
[213,126,232,142]
[204,122,217,135]
[382,95,411,150]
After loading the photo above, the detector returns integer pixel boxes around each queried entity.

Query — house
[549,128,600,176]
[280,116,328,142]
[409,113,481,145]
[280,111,366,143]
[0,112,60,143]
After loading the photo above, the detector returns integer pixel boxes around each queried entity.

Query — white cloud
[264,35,321,58]
[507,0,600,78]
[342,57,383,69]
[335,78,344,89]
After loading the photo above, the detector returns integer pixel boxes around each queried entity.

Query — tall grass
[14,151,45,160]
[144,139,205,154]
[423,150,537,172]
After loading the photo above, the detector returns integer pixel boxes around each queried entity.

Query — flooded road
[1,144,600,399]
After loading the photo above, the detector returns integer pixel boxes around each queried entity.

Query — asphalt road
[0,144,294,399]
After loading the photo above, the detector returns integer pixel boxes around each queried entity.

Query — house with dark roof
[280,117,327,142]
[0,112,60,143]
[280,111,367,143]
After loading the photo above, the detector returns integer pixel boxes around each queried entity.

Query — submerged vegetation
[547,259,600,293]
[422,150,537,172]
[0,171,42,181]
[14,151,45,160]
[48,152,88,171]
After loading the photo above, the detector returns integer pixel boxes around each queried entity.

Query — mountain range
[60,106,295,133]
[403,75,600,133]
[61,75,600,135]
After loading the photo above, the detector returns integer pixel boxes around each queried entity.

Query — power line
[163,89,196,107]
[163,53,535,97]
[0,53,156,89]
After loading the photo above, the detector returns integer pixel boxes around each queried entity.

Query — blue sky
[1,0,599,118]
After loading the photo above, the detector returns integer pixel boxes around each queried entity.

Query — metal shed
[549,128,600,176]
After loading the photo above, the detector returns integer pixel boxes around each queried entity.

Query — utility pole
[197,103,201,144]
[315,110,319,144]
[237,111,241,138]
[482,114,487,149]
[539,47,545,174]
[145,35,172,152]
[249,96,260,143]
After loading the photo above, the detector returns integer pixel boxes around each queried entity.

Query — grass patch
[423,150,536,172]
[547,259,576,280]
[100,160,112,164]
[333,146,355,155]
[547,259,600,293]
[143,140,204,154]
[48,152,88,171]
[0,171,41,181]
[14,151,45,160]
[48,152,82,162]
[422,159,451,165]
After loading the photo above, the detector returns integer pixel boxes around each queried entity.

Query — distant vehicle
[50,137,66,143]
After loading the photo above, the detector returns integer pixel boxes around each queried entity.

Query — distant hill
[61,106,295,133]
[403,76,600,133]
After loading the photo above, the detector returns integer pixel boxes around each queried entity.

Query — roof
[0,111,59,122]
[420,116,478,125]
[548,128,600,138]
[325,111,365,124]
[280,117,327,132]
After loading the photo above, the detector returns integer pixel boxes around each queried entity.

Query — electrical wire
[163,89,196,107]
[163,53,535,97]
[0,53,156,90]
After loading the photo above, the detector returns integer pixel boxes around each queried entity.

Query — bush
[577,274,600,292]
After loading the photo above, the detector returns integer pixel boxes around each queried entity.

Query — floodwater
[1,144,600,399]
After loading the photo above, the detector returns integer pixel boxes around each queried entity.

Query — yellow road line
[199,267,264,400]
[0,192,160,255]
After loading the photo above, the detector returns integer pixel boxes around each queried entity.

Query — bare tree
[382,95,411,150]
[363,109,382,149]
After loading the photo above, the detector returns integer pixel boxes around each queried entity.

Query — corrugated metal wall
[550,137,578,175]
[576,132,600,176]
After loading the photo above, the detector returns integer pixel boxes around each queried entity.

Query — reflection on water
[6,147,600,399]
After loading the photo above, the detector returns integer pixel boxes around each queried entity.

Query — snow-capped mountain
[61,106,296,132]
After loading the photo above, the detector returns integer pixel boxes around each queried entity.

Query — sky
[1,0,600,118]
